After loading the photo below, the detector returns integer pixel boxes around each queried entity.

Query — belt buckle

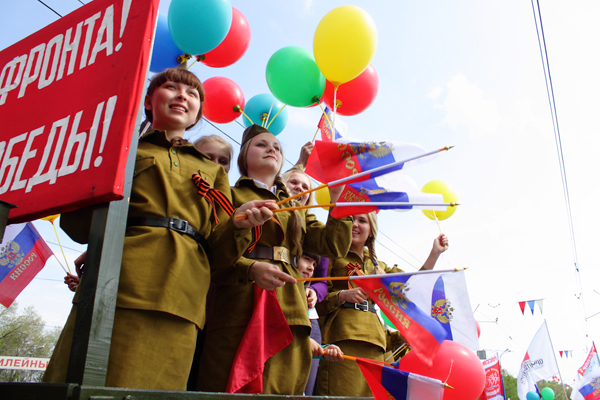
[168,217,188,234]
[355,301,369,312]
[273,246,290,264]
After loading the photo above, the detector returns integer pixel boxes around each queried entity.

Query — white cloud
[427,86,443,100]
[437,74,500,138]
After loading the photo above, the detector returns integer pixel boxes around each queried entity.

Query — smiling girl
[197,124,353,394]
[45,69,275,391]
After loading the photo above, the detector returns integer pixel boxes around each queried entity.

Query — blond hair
[194,135,234,162]
[281,166,315,205]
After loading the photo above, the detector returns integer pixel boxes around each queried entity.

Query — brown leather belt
[342,301,377,313]
[244,245,296,267]
[127,217,208,253]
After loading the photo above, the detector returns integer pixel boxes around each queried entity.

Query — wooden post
[0,201,17,241]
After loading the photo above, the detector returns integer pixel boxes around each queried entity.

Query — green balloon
[266,46,325,107]
[541,387,555,400]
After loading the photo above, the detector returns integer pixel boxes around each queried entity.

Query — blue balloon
[150,14,183,72]
[242,94,288,135]
[526,391,540,400]
[168,0,232,56]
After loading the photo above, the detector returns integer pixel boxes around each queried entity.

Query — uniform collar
[140,129,210,159]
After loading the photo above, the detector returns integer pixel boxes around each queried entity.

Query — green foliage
[502,368,518,400]
[538,380,572,400]
[0,302,61,382]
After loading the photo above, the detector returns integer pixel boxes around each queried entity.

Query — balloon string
[238,109,254,125]
[432,213,448,250]
[51,221,72,274]
[332,86,338,138]
[186,59,198,70]
[266,104,287,129]
[443,359,454,385]
[263,102,274,128]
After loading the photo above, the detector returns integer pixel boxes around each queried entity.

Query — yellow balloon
[313,6,377,86]
[421,180,458,221]
[41,214,60,223]
[315,186,332,210]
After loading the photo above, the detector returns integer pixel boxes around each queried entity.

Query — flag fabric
[519,301,526,315]
[331,171,446,218]
[579,343,600,377]
[403,270,479,351]
[305,140,433,186]
[356,357,444,400]
[350,272,448,366]
[0,223,53,307]
[226,285,293,393]
[517,321,560,400]
[317,106,347,142]
[573,369,600,400]
[480,353,506,400]
[527,300,535,315]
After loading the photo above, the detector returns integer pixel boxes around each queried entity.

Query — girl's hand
[432,234,448,254]
[339,288,368,304]
[295,142,314,169]
[310,338,322,358]
[64,273,80,292]
[306,288,317,308]
[248,261,297,289]
[234,200,278,229]
[328,184,345,204]
[322,344,344,362]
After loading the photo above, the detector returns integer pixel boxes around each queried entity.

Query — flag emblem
[591,377,600,389]
[354,142,393,160]
[389,281,412,310]
[0,241,24,269]
[431,299,454,324]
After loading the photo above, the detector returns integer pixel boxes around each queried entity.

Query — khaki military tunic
[198,176,353,394]
[44,130,251,390]
[315,249,404,397]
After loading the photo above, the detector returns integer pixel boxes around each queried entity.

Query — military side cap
[241,124,271,147]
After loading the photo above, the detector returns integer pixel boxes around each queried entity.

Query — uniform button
[236,234,242,238]
[173,162,178,167]
[172,149,176,154]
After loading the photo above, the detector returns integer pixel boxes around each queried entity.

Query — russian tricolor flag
[0,223,53,307]
[351,273,447,366]
[331,171,446,218]
[356,357,444,400]
[306,140,435,186]
[405,270,479,351]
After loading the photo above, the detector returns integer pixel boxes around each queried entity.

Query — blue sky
[2,0,600,385]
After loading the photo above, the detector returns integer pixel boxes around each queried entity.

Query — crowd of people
[44,68,448,395]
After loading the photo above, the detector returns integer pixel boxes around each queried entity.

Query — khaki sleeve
[210,256,255,285]
[302,211,353,259]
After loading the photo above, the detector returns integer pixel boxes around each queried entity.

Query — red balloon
[200,8,251,68]
[398,341,485,400]
[322,64,378,116]
[202,77,245,124]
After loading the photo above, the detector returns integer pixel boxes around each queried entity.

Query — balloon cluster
[149,0,251,124]
[265,6,379,118]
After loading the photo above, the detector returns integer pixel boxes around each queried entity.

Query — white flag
[517,321,559,400]
[405,270,479,350]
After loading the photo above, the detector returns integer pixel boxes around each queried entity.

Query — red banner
[0,0,159,223]
[480,354,505,400]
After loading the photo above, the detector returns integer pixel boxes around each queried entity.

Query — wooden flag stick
[297,276,350,282]
[275,183,327,206]
[237,202,459,219]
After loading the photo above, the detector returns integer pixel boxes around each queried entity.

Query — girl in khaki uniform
[44,69,276,391]
[315,212,448,397]
[197,124,353,394]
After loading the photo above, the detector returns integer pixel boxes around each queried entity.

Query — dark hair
[301,251,321,266]
[145,68,205,130]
